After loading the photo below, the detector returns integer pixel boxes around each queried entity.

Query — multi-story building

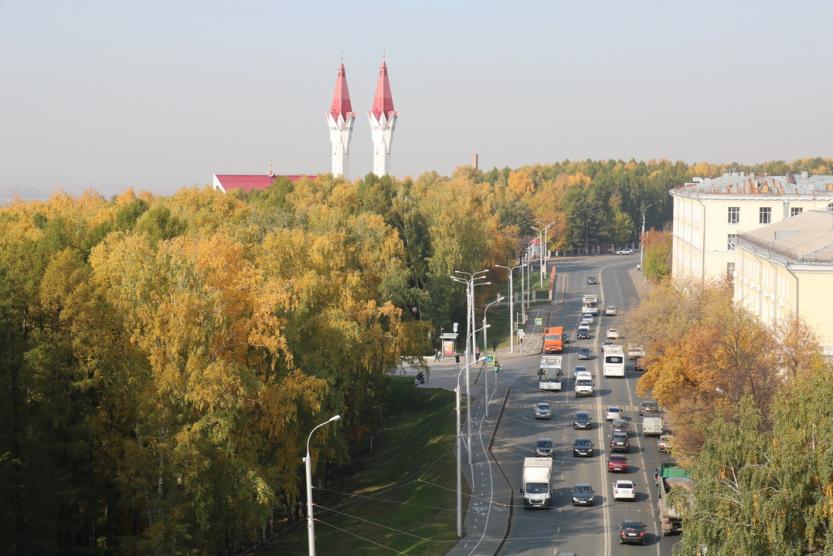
[670,172,833,283]
[734,210,833,356]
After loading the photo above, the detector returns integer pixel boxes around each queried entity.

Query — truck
[538,356,563,392]
[627,344,645,360]
[521,457,553,509]
[642,415,663,436]
[543,326,564,354]
[656,463,694,535]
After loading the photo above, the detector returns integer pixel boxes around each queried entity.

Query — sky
[1,0,832,199]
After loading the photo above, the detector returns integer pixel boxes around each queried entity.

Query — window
[791,207,803,217]
[759,207,772,224]
[728,206,740,223]
[727,234,737,250]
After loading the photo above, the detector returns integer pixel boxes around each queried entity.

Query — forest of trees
[2,157,832,553]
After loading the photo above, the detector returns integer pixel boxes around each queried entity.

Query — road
[491,255,678,556]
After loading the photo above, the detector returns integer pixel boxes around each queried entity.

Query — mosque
[212,60,398,193]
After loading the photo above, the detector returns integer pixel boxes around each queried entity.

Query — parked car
[534,401,552,420]
[606,406,622,421]
[573,411,592,430]
[613,480,637,501]
[605,305,617,316]
[577,347,592,360]
[586,276,597,285]
[611,418,630,435]
[571,483,595,506]
[616,248,634,255]
[607,454,629,472]
[658,434,674,453]
[618,521,647,545]
[536,437,554,457]
[610,432,630,453]
[639,400,661,416]
[573,438,594,457]
[606,328,620,340]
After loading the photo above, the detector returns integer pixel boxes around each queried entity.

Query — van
[577,325,590,339]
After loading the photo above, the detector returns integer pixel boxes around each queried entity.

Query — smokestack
[472,152,479,171]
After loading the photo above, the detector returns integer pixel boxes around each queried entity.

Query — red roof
[370,61,396,120]
[214,174,311,193]
[329,63,353,121]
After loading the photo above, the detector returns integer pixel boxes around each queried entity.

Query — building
[734,210,833,356]
[368,60,398,177]
[670,172,833,283]
[212,165,312,193]
[326,62,355,178]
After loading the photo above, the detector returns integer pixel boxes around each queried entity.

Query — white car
[616,248,634,255]
[607,328,620,340]
[606,406,622,421]
[605,306,617,316]
[613,480,636,501]
[580,319,592,329]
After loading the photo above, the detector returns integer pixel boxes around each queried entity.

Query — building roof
[738,210,833,263]
[370,60,396,121]
[672,172,833,198]
[213,174,311,193]
[328,62,353,122]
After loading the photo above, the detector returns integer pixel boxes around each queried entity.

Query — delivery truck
[543,326,564,353]
[521,457,553,509]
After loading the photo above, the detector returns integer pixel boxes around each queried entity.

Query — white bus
[603,345,626,377]
[538,356,563,392]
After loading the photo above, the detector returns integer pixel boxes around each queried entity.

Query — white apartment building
[670,172,833,283]
[734,211,833,356]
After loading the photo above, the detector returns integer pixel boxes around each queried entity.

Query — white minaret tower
[326,62,355,178]
[368,59,398,177]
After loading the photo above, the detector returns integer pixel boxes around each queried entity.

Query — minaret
[326,62,355,178]
[368,59,398,177]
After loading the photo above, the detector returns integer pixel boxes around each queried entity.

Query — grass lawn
[262,377,464,555]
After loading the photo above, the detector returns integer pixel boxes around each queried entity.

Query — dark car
[610,432,630,453]
[611,418,630,435]
[562,332,571,345]
[586,276,597,285]
[603,339,614,346]
[571,483,595,506]
[639,400,660,416]
[618,521,647,545]
[573,438,594,457]
[577,347,592,360]
[607,454,628,472]
[536,437,554,457]
[573,411,592,430]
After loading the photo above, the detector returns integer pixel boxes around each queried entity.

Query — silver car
[535,401,552,420]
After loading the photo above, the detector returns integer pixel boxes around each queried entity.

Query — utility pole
[496,263,524,353]
[640,203,654,272]
[304,415,341,556]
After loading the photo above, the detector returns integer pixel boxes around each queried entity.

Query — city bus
[603,345,626,377]
[538,356,563,391]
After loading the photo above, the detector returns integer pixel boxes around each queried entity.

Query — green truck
[655,463,694,535]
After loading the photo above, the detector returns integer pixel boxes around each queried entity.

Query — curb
[490,388,513,555]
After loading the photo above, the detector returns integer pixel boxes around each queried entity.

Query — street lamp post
[496,263,525,353]
[304,415,342,556]
[640,203,654,272]
[533,222,556,288]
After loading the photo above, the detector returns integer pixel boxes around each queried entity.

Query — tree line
[2,157,831,553]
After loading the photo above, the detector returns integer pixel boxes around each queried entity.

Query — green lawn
[262,377,464,555]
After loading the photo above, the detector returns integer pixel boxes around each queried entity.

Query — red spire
[328,63,353,121]
[370,60,396,120]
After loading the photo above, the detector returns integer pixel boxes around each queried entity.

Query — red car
[607,454,628,472]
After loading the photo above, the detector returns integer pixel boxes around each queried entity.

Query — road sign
[534,317,543,326]
[485,354,495,364]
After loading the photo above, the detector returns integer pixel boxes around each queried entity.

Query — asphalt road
[491,255,678,556]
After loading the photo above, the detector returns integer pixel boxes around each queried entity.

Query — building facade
[734,210,833,356]
[670,172,833,283]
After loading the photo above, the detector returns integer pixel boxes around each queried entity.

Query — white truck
[642,415,664,437]
[627,344,645,360]
[522,457,553,509]
[538,356,563,392]
[581,294,599,316]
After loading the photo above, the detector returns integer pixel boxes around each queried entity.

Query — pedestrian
[492,340,498,352]
[435,349,440,362]
[476,349,481,361]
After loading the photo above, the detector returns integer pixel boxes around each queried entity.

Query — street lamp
[532,222,555,288]
[304,414,341,556]
[640,203,655,272]
[496,263,525,353]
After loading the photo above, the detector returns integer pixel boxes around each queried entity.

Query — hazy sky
[2,1,832,199]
